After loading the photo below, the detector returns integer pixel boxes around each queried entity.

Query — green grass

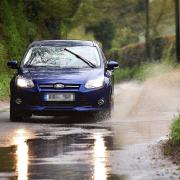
[170,114,180,145]
[0,73,10,100]
[114,65,147,83]
[114,62,176,83]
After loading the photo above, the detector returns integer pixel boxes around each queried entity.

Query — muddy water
[0,77,180,179]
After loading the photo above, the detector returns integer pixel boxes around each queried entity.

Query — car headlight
[16,76,34,88]
[85,77,104,89]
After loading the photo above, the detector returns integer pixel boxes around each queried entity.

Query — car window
[99,48,107,63]
[23,46,101,68]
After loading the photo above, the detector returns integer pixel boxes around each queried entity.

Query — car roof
[29,40,100,48]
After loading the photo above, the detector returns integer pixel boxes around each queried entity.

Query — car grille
[42,94,91,107]
[39,84,80,90]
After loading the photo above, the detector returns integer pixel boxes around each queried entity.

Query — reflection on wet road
[0,119,117,179]
[0,81,180,179]
[14,129,28,180]
[93,133,107,180]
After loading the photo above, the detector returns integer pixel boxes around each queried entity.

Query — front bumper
[11,84,111,115]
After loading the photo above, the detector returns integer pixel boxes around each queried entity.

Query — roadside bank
[0,100,9,112]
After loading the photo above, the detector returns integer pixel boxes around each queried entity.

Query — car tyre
[105,93,114,119]
[10,100,23,122]
[94,94,113,120]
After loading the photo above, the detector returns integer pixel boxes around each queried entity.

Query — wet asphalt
[0,82,180,180]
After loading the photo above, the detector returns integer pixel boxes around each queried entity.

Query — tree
[0,0,24,59]
[175,0,180,61]
[24,0,81,39]
[112,27,139,47]
[145,0,150,59]
[70,0,147,50]
[86,21,115,50]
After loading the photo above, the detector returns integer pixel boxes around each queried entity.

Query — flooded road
[1,79,180,180]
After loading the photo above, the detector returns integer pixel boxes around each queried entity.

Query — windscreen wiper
[64,48,97,68]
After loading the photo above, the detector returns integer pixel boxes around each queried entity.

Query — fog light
[15,98,22,105]
[98,98,105,106]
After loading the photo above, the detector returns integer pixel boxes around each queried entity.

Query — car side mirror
[7,61,19,69]
[106,60,119,70]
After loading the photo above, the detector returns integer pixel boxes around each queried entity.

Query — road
[0,80,180,180]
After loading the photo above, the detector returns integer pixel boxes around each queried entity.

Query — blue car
[7,40,119,121]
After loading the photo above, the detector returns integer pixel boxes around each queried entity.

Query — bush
[0,73,10,100]
[0,42,8,72]
[114,62,176,83]
[109,35,175,68]
[0,0,25,60]
[170,115,180,145]
[114,65,147,83]
[110,43,145,68]
[86,20,115,50]
[114,68,134,83]
[112,27,139,48]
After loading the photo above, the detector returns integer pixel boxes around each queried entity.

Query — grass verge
[170,115,180,145]
[114,62,176,83]
[0,73,10,101]
[162,115,180,165]
[114,65,146,83]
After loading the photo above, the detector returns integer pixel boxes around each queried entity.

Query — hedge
[109,35,175,68]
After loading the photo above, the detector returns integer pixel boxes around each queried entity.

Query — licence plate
[46,93,75,102]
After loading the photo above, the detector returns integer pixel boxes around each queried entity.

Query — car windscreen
[23,46,101,68]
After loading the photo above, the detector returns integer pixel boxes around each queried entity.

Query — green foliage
[110,43,145,68]
[0,0,24,60]
[114,62,176,83]
[24,0,81,39]
[0,73,10,100]
[114,65,147,83]
[170,115,180,145]
[0,43,7,70]
[150,0,175,36]
[68,26,95,40]
[70,0,148,49]
[39,0,81,18]
[110,35,175,68]
[114,68,135,83]
[112,27,139,48]
[0,0,81,62]
[86,20,115,50]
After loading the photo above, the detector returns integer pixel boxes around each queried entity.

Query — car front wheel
[10,100,32,122]
[105,92,114,118]
[10,102,23,122]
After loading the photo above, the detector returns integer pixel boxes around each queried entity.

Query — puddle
[0,125,118,180]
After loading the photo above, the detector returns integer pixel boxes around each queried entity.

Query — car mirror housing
[7,61,19,69]
[106,60,119,70]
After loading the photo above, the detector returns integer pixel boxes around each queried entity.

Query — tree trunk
[145,0,151,60]
[175,0,180,62]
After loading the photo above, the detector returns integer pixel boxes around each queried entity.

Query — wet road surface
[1,80,180,180]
